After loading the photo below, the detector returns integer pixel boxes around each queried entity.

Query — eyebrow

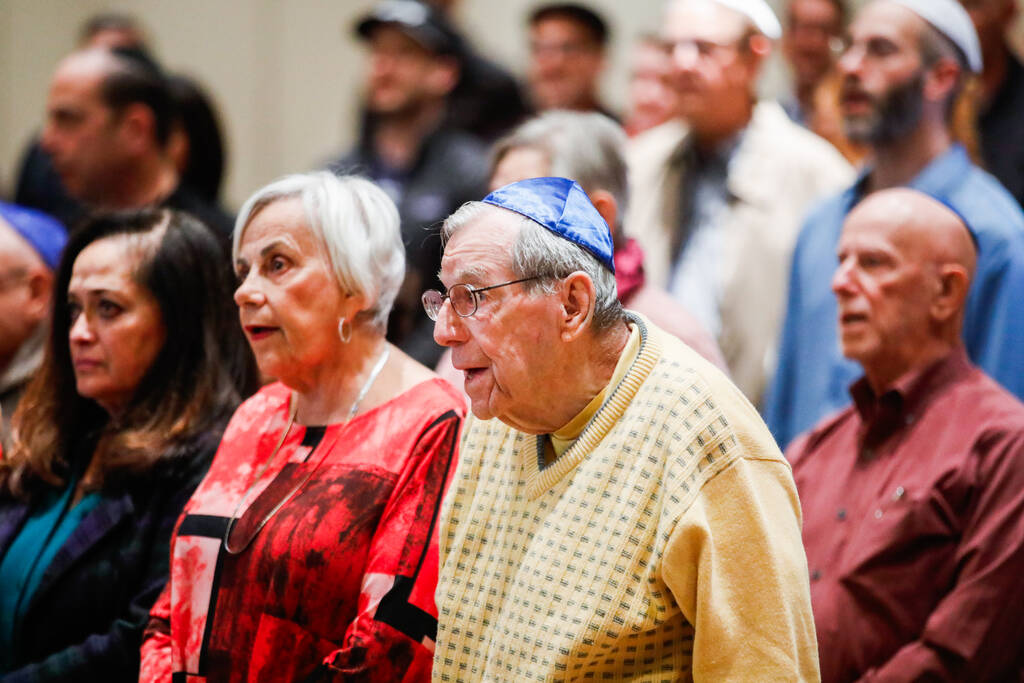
[440,265,490,286]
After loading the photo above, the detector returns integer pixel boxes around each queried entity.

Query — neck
[538,320,631,433]
[372,100,445,169]
[691,99,753,156]
[864,339,957,396]
[291,329,388,425]
[100,154,179,209]
[867,120,951,192]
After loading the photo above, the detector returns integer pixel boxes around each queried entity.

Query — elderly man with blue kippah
[426,177,819,681]
[0,202,66,452]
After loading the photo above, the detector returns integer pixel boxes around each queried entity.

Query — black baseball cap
[354,0,463,56]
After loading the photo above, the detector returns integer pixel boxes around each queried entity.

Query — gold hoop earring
[338,317,352,343]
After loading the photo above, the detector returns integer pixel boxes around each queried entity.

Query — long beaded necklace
[222,346,390,554]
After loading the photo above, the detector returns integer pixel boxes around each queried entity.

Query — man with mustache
[788,188,1024,682]
[627,0,852,407]
[765,0,1024,449]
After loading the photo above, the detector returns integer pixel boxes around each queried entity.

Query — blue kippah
[482,177,615,274]
[0,201,67,271]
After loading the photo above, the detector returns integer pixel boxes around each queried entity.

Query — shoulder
[218,382,292,444]
[636,319,787,469]
[784,404,858,470]
[627,119,689,171]
[950,166,1024,240]
[744,102,854,176]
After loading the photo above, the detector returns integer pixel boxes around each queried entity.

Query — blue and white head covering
[482,177,615,274]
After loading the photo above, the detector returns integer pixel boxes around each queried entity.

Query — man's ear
[558,271,596,342]
[930,263,969,322]
[25,270,54,323]
[426,56,460,97]
[116,102,157,154]
[923,57,960,105]
[588,189,619,240]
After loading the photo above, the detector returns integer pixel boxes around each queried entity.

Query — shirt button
[874,509,883,519]
[893,486,905,500]
[837,508,847,521]
[811,570,821,581]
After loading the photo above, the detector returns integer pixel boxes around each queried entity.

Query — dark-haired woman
[0,209,251,682]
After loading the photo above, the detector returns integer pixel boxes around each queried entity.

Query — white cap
[713,0,782,40]
[888,0,983,73]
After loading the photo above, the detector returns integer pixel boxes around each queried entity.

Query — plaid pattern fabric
[434,315,818,682]
[0,433,218,682]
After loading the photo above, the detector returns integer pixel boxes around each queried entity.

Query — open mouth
[840,312,868,325]
[245,325,278,340]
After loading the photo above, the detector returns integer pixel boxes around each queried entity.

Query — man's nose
[433,298,467,348]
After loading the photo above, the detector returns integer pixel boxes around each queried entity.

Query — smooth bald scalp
[848,187,976,286]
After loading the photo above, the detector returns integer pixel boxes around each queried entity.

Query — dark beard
[843,70,925,146]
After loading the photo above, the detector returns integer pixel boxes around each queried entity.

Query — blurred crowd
[2,0,1024,681]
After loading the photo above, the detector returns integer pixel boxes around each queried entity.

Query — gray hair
[491,110,629,234]
[233,171,405,330]
[441,202,624,331]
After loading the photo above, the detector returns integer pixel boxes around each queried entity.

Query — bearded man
[765,0,1024,448]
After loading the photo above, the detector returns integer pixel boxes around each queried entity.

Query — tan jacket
[626,101,853,404]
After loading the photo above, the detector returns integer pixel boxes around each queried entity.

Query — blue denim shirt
[765,145,1024,449]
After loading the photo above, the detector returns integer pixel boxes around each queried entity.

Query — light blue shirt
[764,145,1024,449]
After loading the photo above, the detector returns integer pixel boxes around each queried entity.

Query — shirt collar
[849,347,973,424]
[849,144,971,210]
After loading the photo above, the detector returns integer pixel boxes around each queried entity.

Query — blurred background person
[165,74,227,206]
[14,14,229,228]
[328,0,488,368]
[628,0,853,406]
[766,0,1024,449]
[623,34,680,137]
[140,173,464,681]
[39,47,233,238]
[0,203,66,452]
[421,0,530,141]
[526,2,616,117]
[436,109,725,394]
[781,0,846,125]
[962,0,1024,207]
[0,209,249,681]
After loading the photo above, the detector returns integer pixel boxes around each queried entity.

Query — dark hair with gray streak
[441,202,624,331]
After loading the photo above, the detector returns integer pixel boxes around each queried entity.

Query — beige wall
[1,0,1018,210]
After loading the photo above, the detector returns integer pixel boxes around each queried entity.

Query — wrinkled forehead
[440,208,523,283]
[663,0,751,42]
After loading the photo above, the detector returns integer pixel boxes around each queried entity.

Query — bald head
[833,188,976,390]
[0,220,54,372]
[849,187,976,281]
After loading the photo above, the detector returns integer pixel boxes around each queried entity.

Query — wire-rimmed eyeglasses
[422,276,540,321]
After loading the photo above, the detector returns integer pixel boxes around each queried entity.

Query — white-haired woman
[139,172,464,682]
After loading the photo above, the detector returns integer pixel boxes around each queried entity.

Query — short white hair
[233,172,405,329]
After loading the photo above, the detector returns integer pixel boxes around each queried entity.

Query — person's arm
[0,447,212,683]
[662,456,820,682]
[854,431,1024,682]
[311,409,461,683]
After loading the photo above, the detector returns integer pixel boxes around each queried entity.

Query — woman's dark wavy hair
[0,209,253,499]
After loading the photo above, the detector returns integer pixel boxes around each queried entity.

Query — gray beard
[843,71,925,147]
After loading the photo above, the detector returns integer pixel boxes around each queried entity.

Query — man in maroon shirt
[787,187,1024,682]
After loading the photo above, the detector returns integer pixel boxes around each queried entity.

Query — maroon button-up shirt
[788,349,1024,683]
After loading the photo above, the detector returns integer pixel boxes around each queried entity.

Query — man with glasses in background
[426,176,819,681]
[0,203,66,451]
[627,0,852,408]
